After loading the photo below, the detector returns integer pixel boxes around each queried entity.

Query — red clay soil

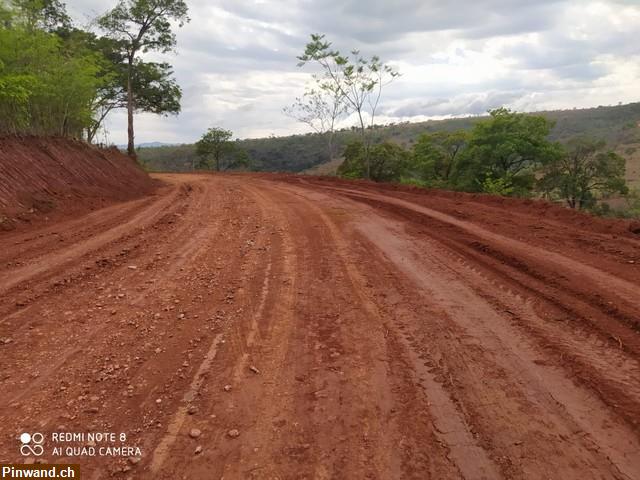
[0,172,639,480]
[0,136,156,232]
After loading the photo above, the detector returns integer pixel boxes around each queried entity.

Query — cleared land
[0,136,155,232]
[1,173,639,479]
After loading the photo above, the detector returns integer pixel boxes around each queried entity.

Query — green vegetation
[97,0,189,156]
[453,108,561,195]
[195,127,249,171]
[284,85,347,163]
[0,0,102,136]
[338,140,409,182]
[139,101,639,216]
[0,0,186,154]
[139,102,640,173]
[297,34,399,178]
[539,138,627,209]
[410,130,469,188]
[339,108,564,197]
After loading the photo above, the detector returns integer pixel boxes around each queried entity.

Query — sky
[65,0,640,145]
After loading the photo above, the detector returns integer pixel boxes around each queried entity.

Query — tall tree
[195,127,234,171]
[284,83,347,162]
[455,108,561,195]
[297,33,399,179]
[338,140,409,182]
[539,137,628,209]
[98,0,189,157]
[0,2,103,138]
[12,0,72,32]
[412,130,468,187]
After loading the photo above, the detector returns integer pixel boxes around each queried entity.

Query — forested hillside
[139,102,640,176]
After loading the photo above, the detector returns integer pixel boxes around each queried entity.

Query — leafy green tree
[338,140,408,182]
[91,58,181,143]
[98,0,189,157]
[539,137,628,209]
[297,33,399,179]
[481,175,516,196]
[11,0,71,32]
[412,130,468,187]
[0,73,35,133]
[0,2,13,27]
[226,144,251,171]
[623,189,640,218]
[454,108,560,195]
[54,29,182,143]
[195,127,234,171]
[0,8,103,137]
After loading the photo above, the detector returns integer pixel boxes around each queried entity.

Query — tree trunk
[357,113,369,179]
[126,63,136,159]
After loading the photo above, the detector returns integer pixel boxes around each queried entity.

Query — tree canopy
[539,137,628,209]
[0,3,102,137]
[412,130,469,188]
[98,0,189,156]
[453,108,561,194]
[0,0,186,145]
[297,33,399,178]
[195,127,250,172]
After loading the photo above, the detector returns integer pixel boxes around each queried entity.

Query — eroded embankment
[0,136,156,231]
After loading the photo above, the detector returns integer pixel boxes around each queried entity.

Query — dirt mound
[266,173,640,239]
[0,136,156,231]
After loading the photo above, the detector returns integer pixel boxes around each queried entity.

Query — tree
[455,108,560,195]
[0,4,103,137]
[539,137,628,209]
[623,189,640,218]
[412,130,468,187]
[12,0,72,32]
[98,0,189,157]
[91,58,181,143]
[338,140,408,182]
[225,144,251,171]
[284,83,347,162]
[297,33,399,178]
[195,127,234,171]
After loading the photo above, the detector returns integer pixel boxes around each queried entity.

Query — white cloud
[65,0,640,144]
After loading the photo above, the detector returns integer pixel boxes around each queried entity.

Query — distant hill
[138,102,640,187]
[118,141,181,149]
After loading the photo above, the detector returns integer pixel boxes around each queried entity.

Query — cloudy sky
[65,0,640,145]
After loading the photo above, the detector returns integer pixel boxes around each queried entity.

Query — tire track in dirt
[329,189,640,433]
[269,179,640,479]
[0,185,184,295]
[332,187,639,312]
[0,181,198,407]
[266,182,492,479]
[2,173,639,480]
[0,175,259,476]
[354,217,640,479]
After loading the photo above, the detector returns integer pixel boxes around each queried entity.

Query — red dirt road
[1,173,639,479]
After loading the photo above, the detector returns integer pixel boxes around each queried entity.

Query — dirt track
[1,173,639,480]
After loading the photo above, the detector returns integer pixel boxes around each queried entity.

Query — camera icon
[20,432,45,456]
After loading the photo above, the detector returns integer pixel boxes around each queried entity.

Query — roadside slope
[0,136,156,231]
